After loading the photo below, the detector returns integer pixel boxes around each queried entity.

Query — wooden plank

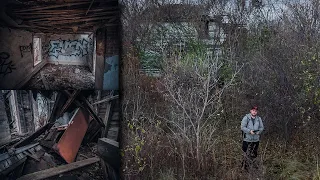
[13,7,119,15]
[40,71,49,90]
[17,157,100,180]
[35,16,117,25]
[26,11,119,22]
[23,151,40,162]
[79,95,105,127]
[62,92,105,127]
[14,2,92,12]
[12,93,63,148]
[1,157,27,176]
[86,0,95,15]
[101,101,111,137]
[58,90,80,117]
[92,95,118,105]
[14,60,47,89]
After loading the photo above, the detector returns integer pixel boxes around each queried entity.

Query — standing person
[241,106,264,170]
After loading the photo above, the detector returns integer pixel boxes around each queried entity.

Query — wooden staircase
[97,90,120,142]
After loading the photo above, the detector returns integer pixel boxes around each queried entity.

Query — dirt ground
[26,64,95,90]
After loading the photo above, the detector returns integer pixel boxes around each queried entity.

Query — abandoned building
[0,0,120,90]
[0,90,121,180]
[127,2,261,77]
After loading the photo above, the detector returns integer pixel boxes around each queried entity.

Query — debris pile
[0,90,120,180]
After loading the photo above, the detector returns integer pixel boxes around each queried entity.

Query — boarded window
[33,37,42,66]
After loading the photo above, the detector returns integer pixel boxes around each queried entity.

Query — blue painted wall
[103,55,119,90]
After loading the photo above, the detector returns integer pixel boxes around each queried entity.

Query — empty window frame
[33,36,42,66]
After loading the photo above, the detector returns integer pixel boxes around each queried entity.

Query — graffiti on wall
[19,43,32,58]
[48,38,90,58]
[0,52,16,77]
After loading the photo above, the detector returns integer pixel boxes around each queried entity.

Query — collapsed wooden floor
[0,90,120,180]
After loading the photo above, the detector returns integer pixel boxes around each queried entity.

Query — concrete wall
[0,91,11,145]
[0,28,45,89]
[43,33,94,66]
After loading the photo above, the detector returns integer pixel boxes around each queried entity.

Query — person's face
[250,109,258,117]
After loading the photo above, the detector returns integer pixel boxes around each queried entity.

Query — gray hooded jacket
[241,113,264,142]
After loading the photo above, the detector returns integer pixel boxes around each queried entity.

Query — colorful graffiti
[48,38,90,58]
[0,52,16,77]
[19,43,32,58]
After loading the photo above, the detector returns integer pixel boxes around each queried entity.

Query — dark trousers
[241,141,259,169]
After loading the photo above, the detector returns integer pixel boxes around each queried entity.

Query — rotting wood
[1,157,27,176]
[39,16,117,25]
[101,95,113,138]
[86,0,95,15]
[26,11,119,22]
[13,7,119,15]
[12,93,63,148]
[17,157,100,180]
[92,95,119,105]
[23,151,40,162]
[16,61,46,89]
[62,91,105,127]
[13,2,93,13]
[12,124,51,149]
[79,95,105,127]
[40,72,49,90]
[58,90,80,117]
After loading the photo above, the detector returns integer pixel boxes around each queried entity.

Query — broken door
[55,108,91,163]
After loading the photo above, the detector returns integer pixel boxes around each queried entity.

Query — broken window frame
[33,36,42,66]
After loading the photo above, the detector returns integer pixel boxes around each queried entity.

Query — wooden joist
[26,12,119,23]
[13,7,119,15]
[13,2,93,13]
[37,16,117,25]
[17,157,100,180]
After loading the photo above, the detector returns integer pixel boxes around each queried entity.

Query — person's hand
[250,130,255,135]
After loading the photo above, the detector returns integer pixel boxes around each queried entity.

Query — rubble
[0,90,120,180]
[26,64,95,90]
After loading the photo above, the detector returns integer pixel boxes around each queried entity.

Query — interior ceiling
[1,0,120,33]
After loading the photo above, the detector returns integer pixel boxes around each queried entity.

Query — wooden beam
[26,11,119,22]
[62,92,105,127]
[79,95,105,127]
[35,16,117,25]
[92,95,119,105]
[40,71,49,90]
[58,90,80,117]
[13,7,119,15]
[101,101,111,137]
[15,60,47,89]
[14,2,93,13]
[17,157,100,180]
[86,0,95,15]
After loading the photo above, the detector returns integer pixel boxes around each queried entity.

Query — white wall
[43,33,94,66]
